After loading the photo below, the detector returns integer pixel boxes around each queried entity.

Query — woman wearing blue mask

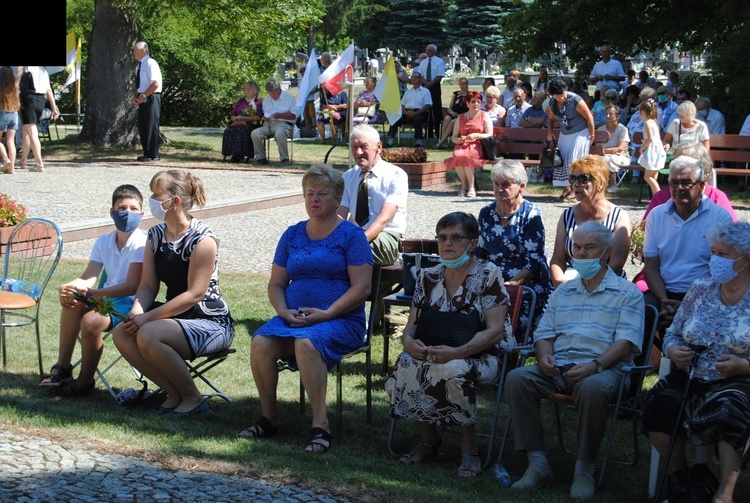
[643,221,750,503]
[41,185,147,395]
[663,100,710,152]
[113,170,234,417]
[387,212,511,479]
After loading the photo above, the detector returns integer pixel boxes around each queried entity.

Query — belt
[405,108,421,112]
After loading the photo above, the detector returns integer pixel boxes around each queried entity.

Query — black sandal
[238,416,279,439]
[52,378,95,397]
[39,363,73,387]
[398,438,444,465]
[304,427,332,453]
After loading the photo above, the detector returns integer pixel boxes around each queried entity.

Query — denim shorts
[0,111,19,132]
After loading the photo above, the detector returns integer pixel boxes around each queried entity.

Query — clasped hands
[539,354,596,387]
[404,337,453,364]
[668,346,748,377]
[122,311,148,336]
[285,306,323,328]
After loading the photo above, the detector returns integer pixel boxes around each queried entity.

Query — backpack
[20,67,36,97]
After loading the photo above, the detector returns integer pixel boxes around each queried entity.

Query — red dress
[444,111,487,169]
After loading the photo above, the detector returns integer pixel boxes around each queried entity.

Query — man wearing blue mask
[655,86,678,131]
[504,221,644,500]
[695,97,726,134]
[39,184,147,396]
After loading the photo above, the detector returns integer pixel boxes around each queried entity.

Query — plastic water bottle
[2,278,16,292]
[491,463,512,487]
[10,280,41,298]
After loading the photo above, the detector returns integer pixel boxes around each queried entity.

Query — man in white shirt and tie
[417,44,445,141]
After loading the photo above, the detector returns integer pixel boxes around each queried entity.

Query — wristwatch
[592,359,604,373]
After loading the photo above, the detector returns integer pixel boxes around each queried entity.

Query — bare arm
[364,202,398,243]
[576,100,596,145]
[549,214,569,287]
[92,262,143,299]
[607,211,632,276]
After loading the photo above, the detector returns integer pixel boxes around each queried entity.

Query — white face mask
[149,196,174,222]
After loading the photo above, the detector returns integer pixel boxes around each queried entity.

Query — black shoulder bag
[540,137,563,169]
[413,304,484,347]
[20,67,36,97]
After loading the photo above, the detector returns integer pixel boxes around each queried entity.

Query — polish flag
[319,42,355,96]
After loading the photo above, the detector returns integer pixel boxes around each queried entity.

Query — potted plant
[0,193,28,255]
[381,147,446,189]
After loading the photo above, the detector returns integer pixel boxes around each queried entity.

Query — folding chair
[496,303,659,490]
[386,284,530,470]
[0,218,63,375]
[278,264,381,435]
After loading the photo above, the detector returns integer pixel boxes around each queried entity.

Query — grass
[3,260,748,502]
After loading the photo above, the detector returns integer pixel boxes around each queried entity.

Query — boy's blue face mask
[112,210,142,233]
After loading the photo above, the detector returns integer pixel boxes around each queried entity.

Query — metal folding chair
[0,218,63,375]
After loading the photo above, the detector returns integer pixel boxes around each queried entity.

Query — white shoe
[387,138,394,147]
[606,186,618,194]
[467,189,476,197]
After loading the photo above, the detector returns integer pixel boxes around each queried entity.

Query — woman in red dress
[444,91,494,197]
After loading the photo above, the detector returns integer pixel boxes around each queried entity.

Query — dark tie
[355,170,371,227]
[426,57,432,81]
[136,61,142,91]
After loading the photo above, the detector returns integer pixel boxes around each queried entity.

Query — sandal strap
[238,416,278,439]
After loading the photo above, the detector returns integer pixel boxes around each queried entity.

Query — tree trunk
[79,0,139,148]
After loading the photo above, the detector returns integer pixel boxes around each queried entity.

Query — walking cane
[651,344,708,502]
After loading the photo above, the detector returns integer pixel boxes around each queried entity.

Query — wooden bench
[490,127,609,167]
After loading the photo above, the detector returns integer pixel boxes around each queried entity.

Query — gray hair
[573,221,613,248]
[265,79,281,92]
[669,155,704,181]
[695,96,712,108]
[706,221,750,255]
[133,41,149,53]
[484,85,500,99]
[672,141,713,178]
[491,159,527,185]
[350,124,381,146]
[246,81,260,94]
[427,44,437,53]
[676,101,697,121]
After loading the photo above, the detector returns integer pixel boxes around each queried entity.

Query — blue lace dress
[254,220,373,370]
[475,199,552,339]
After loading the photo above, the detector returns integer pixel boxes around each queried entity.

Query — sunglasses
[569,174,594,185]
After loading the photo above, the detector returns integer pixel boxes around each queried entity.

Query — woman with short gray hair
[475,159,552,337]
[664,100,710,150]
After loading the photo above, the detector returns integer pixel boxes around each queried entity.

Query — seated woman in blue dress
[475,159,552,339]
[317,88,348,145]
[241,164,373,453]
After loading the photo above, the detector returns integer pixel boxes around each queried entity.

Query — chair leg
[299,377,305,414]
[336,362,343,435]
[387,416,399,456]
[366,349,372,424]
[35,316,44,376]
[0,310,6,371]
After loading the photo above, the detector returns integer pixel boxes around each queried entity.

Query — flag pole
[338,64,355,167]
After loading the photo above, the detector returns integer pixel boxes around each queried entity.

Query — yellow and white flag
[373,55,402,125]
[63,31,81,87]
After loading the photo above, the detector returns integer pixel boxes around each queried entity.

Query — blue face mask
[696,109,708,120]
[657,94,668,104]
[571,251,606,279]
[709,255,743,284]
[439,242,473,269]
[112,210,142,233]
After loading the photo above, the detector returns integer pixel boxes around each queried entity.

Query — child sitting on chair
[39,184,147,397]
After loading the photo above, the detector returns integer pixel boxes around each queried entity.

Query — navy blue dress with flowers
[475,199,551,340]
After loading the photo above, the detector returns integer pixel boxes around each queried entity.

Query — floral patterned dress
[387,260,511,426]
[475,199,552,339]
[642,277,750,463]
[444,111,488,170]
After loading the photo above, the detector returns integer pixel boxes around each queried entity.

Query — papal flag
[63,31,81,87]
[373,55,402,125]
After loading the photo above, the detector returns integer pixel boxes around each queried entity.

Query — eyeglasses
[436,234,471,244]
[569,174,594,185]
[605,96,617,101]
[668,179,700,189]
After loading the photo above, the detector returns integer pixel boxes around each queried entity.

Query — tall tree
[382,0,450,54]
[446,0,515,56]
[77,0,322,147]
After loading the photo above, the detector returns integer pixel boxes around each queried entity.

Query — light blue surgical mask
[111,210,142,233]
[696,109,708,120]
[571,251,606,279]
[709,255,744,284]
[657,94,668,104]
[149,196,175,222]
[439,242,473,269]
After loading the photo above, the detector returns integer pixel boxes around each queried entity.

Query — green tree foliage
[446,0,516,55]
[314,0,388,51]
[383,0,451,54]
[499,0,750,132]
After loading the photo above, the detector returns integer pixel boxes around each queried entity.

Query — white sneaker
[606,186,618,194]
[387,138,394,147]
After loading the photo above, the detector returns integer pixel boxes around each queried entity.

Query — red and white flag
[319,42,355,95]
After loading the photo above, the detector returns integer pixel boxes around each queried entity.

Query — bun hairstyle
[638,99,658,120]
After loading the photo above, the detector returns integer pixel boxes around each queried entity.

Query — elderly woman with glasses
[444,90,494,197]
[387,212,511,479]
[547,78,596,199]
[549,155,632,287]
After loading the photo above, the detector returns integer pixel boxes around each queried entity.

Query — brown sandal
[457,451,482,478]
[398,438,444,465]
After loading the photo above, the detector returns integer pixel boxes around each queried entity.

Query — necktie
[136,61,142,91]
[426,57,432,81]
[355,170,371,227]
